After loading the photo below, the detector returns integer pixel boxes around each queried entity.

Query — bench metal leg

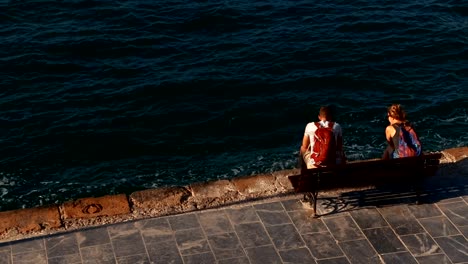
[311,191,318,217]
[302,191,319,217]
[415,189,422,204]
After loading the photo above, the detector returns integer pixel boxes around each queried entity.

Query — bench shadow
[311,157,468,217]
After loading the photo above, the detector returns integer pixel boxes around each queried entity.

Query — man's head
[318,106,333,121]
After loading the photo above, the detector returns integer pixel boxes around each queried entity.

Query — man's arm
[300,134,310,154]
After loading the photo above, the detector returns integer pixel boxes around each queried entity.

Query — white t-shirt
[304,120,344,165]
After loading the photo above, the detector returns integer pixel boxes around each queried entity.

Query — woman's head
[387,104,406,122]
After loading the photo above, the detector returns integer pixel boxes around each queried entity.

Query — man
[300,106,346,168]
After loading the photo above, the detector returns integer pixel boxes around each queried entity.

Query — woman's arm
[385,125,396,147]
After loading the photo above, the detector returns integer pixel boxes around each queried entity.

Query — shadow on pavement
[312,157,467,217]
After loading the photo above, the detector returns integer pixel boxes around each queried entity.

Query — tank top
[388,124,403,158]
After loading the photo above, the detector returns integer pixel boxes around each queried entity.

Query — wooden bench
[288,152,442,217]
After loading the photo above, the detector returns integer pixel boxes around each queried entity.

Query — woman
[382,104,421,159]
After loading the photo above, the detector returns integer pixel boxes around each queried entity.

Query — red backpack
[311,122,336,166]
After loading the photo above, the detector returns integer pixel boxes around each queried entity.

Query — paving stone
[80,243,115,264]
[281,198,309,211]
[217,256,250,264]
[116,254,150,264]
[400,233,441,256]
[198,210,233,235]
[182,252,216,264]
[460,225,468,238]
[207,232,244,260]
[136,218,173,244]
[380,252,417,264]
[234,222,271,248]
[12,250,47,264]
[414,254,451,264]
[434,235,468,263]
[0,244,10,252]
[407,203,442,218]
[174,228,210,255]
[338,239,380,264]
[288,210,328,233]
[168,213,200,230]
[11,238,44,254]
[278,247,315,264]
[378,206,425,235]
[245,245,282,264]
[316,256,350,264]
[0,250,11,264]
[315,197,350,216]
[323,215,364,242]
[349,208,388,229]
[107,222,146,258]
[48,254,82,264]
[462,194,468,203]
[256,206,291,225]
[254,201,284,211]
[76,227,110,247]
[362,227,405,254]
[225,206,259,224]
[146,241,183,264]
[437,195,465,203]
[302,232,344,259]
[265,224,304,250]
[437,201,468,226]
[45,233,80,258]
[417,216,460,237]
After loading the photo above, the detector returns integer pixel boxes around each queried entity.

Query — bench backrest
[289,153,442,193]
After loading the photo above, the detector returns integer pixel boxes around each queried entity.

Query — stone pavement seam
[281,200,317,263]
[194,212,220,263]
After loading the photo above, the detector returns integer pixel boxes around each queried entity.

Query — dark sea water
[0,0,467,211]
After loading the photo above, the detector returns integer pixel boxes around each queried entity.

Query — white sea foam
[0,176,16,187]
[0,187,8,198]
[440,115,468,123]
[23,189,39,196]
[231,166,244,175]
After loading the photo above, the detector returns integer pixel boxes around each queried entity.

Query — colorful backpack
[311,122,336,166]
[395,123,422,158]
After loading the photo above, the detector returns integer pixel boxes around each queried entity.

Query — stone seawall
[0,147,467,243]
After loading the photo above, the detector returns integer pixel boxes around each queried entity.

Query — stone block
[0,205,61,236]
[272,169,300,191]
[189,180,240,208]
[441,147,468,163]
[61,194,130,219]
[129,187,191,216]
[231,173,278,197]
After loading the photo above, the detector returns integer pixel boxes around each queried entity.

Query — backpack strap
[315,121,334,128]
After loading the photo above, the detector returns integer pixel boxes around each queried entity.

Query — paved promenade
[0,185,467,264]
